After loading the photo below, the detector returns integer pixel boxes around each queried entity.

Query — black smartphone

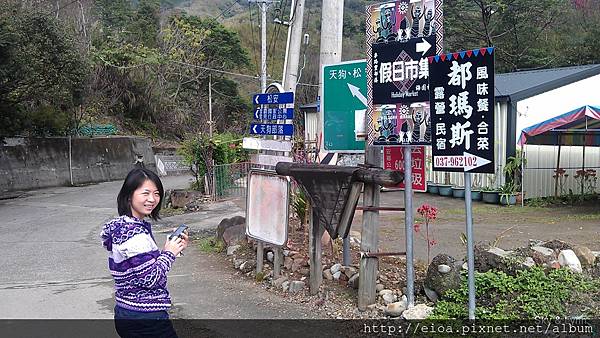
[169,224,188,241]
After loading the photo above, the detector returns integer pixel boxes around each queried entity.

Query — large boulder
[170,190,204,208]
[558,249,582,273]
[573,246,596,267]
[217,216,246,246]
[541,240,572,251]
[402,304,434,320]
[474,244,533,275]
[424,254,461,302]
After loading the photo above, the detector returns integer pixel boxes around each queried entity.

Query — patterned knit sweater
[101,215,176,312]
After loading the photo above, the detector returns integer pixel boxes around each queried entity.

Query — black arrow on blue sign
[253,92,294,105]
[253,107,294,120]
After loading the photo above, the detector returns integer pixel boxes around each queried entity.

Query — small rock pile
[475,239,599,275]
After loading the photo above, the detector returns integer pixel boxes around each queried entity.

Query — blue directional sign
[250,123,294,136]
[254,107,294,120]
[253,92,294,105]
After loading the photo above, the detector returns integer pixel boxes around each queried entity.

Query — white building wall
[304,111,318,142]
[515,74,600,198]
[523,144,600,198]
[516,74,600,140]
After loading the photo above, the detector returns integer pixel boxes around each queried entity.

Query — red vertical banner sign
[383,146,427,191]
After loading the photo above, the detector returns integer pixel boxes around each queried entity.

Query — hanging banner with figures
[366,0,444,146]
[429,48,495,173]
[372,102,431,145]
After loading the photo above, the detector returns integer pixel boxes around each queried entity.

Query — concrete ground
[0,175,320,321]
[1,175,597,323]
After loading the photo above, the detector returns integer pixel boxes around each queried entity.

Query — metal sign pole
[404,146,414,308]
[343,238,351,266]
[464,172,475,319]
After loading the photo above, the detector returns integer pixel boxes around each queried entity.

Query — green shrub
[431,267,600,319]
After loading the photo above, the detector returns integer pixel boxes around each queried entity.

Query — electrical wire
[215,0,242,20]
[171,60,318,87]
[248,2,260,76]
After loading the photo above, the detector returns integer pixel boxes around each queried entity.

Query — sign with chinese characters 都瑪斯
[428,48,495,173]
[366,0,444,147]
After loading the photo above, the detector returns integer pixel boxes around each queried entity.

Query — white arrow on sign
[254,95,259,105]
[252,125,258,134]
[416,38,432,56]
[347,83,367,107]
[254,109,260,119]
[464,152,491,171]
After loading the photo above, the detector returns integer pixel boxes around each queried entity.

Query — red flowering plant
[414,204,438,263]
[574,169,598,194]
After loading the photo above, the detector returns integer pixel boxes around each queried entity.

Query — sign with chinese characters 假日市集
[428,48,495,173]
[366,0,444,146]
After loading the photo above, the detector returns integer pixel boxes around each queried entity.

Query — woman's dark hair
[117,168,164,221]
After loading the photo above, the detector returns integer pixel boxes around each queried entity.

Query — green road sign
[322,60,367,152]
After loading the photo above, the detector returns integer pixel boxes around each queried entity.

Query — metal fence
[211,162,275,201]
[522,144,600,198]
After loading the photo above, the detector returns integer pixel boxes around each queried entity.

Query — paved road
[0,176,319,320]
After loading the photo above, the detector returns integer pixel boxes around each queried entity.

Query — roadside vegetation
[431,267,600,319]
[2,0,600,141]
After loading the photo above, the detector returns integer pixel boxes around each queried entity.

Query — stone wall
[0,137,156,193]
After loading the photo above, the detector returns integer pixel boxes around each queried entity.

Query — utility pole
[318,0,351,266]
[281,0,306,94]
[208,74,213,138]
[318,0,344,140]
[248,0,279,275]
[260,2,267,92]
[249,0,278,92]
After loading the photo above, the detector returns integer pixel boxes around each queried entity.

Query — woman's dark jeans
[114,305,178,338]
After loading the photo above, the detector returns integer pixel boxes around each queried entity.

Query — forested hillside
[1,0,599,141]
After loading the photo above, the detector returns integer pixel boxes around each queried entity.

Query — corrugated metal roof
[495,64,600,101]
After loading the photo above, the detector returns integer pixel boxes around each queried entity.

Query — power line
[267,0,288,78]
[248,2,260,76]
[215,0,243,20]
[171,60,318,87]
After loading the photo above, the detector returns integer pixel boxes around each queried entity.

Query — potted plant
[504,150,527,201]
[481,186,500,204]
[438,184,453,196]
[470,187,483,201]
[437,172,453,196]
[499,182,517,206]
[452,185,465,198]
[427,181,439,194]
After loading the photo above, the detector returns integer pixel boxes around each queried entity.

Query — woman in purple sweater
[101,168,188,337]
